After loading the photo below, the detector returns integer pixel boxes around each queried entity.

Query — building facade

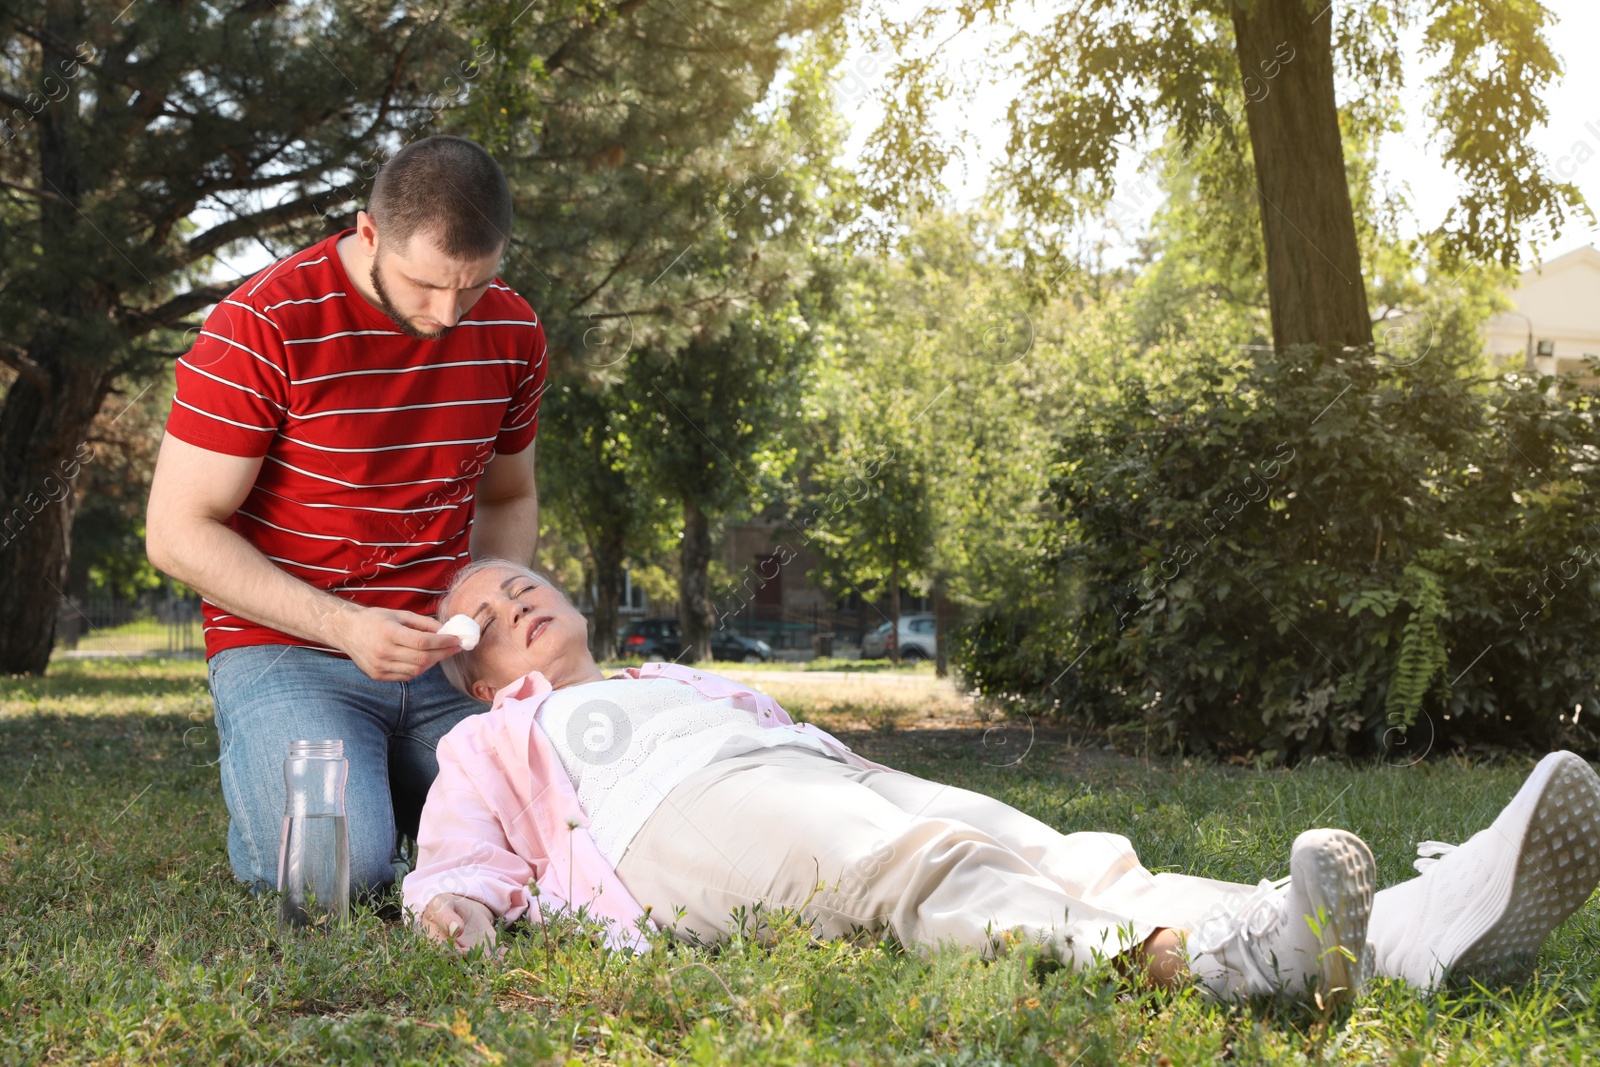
[1484,245,1600,379]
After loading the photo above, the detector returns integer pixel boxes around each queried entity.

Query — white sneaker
[1369,750,1600,990]
[1188,829,1376,1006]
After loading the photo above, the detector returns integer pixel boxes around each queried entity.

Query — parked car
[619,617,774,662]
[860,612,937,661]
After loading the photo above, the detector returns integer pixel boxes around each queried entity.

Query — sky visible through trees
[835,0,1600,269]
[193,0,1600,284]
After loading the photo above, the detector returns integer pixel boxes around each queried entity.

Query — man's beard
[370,256,451,341]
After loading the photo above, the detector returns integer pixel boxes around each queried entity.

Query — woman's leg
[618,747,1375,1001]
[861,768,1382,1004]
[850,764,1260,938]
[619,746,1172,966]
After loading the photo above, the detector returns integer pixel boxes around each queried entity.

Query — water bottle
[278,739,350,928]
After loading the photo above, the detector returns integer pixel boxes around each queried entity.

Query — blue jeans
[207,644,484,895]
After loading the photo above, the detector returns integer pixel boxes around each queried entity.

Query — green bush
[958,328,1600,761]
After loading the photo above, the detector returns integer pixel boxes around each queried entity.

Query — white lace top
[535,676,837,865]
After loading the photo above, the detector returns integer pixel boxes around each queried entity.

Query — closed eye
[478,586,536,635]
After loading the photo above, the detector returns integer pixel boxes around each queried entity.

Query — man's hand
[420,893,498,953]
[334,607,462,683]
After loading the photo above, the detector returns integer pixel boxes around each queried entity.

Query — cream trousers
[614,746,1257,966]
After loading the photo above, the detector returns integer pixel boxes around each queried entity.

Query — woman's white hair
[435,557,559,699]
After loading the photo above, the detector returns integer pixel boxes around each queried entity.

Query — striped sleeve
[167,298,290,457]
[494,318,547,455]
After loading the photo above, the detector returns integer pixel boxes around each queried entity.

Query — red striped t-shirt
[164,229,548,658]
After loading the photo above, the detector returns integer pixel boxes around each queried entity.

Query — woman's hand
[420,893,498,953]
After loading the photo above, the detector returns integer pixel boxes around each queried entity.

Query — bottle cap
[288,739,344,758]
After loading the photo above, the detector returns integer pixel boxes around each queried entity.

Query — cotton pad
[439,614,480,650]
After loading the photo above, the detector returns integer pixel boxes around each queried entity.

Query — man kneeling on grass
[403,559,1600,1001]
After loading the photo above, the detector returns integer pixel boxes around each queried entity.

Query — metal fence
[716,604,884,656]
[53,587,204,657]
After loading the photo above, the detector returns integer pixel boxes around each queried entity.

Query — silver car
[860,612,937,661]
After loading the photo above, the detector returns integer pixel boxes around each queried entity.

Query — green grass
[5,659,1600,1065]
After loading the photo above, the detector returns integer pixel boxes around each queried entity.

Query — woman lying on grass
[404,559,1600,1003]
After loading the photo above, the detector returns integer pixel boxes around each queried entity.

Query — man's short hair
[369,135,512,260]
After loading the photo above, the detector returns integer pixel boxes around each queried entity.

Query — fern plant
[1384,564,1449,730]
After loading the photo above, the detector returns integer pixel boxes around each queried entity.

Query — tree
[444,0,849,369]
[439,9,851,660]
[0,0,477,674]
[632,306,814,662]
[65,365,173,604]
[0,0,851,674]
[867,0,1586,354]
[804,408,933,666]
[537,371,671,659]
[800,212,1091,668]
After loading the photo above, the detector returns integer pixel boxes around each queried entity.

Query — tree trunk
[0,366,111,674]
[588,530,627,661]
[0,8,112,674]
[678,499,714,663]
[933,579,949,678]
[1231,0,1372,352]
[888,556,902,667]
